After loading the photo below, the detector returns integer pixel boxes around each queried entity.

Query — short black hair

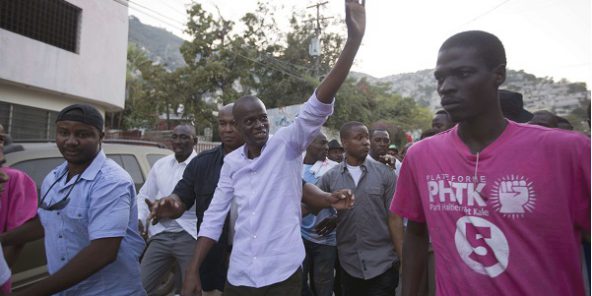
[435,110,450,116]
[440,30,506,70]
[340,121,366,140]
[232,95,265,121]
[369,128,389,139]
[556,116,573,130]
[420,128,440,140]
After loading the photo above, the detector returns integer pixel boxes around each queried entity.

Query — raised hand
[345,0,366,41]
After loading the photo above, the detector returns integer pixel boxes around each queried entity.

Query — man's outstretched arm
[302,183,354,214]
[316,0,366,103]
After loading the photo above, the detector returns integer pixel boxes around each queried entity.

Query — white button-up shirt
[199,92,333,287]
[137,151,198,239]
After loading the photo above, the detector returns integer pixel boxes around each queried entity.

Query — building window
[0,102,58,141]
[0,0,81,53]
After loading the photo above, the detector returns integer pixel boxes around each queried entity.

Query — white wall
[0,0,128,111]
[0,80,106,115]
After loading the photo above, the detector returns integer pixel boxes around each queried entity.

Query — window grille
[0,0,81,53]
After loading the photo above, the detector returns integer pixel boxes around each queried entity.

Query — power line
[235,53,309,82]
[458,0,512,28]
[128,0,186,27]
[128,4,185,32]
[160,1,187,18]
[129,7,185,32]
[111,0,187,32]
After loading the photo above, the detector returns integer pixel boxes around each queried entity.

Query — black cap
[56,104,104,131]
[328,139,343,150]
[499,89,533,123]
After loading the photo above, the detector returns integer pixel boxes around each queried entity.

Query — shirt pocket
[66,206,88,220]
[64,206,89,236]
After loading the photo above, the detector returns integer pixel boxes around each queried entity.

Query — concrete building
[0,0,129,140]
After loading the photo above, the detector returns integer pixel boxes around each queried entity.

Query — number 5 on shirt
[454,216,509,278]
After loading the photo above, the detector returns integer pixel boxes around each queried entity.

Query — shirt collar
[50,149,107,183]
[80,149,107,181]
[240,142,268,160]
[338,157,369,173]
[175,150,198,165]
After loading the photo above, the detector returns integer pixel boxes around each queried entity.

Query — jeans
[341,262,399,296]
[301,239,337,296]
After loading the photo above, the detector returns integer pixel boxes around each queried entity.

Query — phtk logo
[490,175,535,218]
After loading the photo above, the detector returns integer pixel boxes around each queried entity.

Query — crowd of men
[0,0,589,295]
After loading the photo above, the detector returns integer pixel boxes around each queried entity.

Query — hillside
[352,70,590,116]
[128,16,186,69]
[128,16,590,116]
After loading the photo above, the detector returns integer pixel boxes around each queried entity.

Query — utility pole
[307,1,330,79]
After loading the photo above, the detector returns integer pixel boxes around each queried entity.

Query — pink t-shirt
[0,167,38,293]
[0,167,38,232]
[391,121,590,296]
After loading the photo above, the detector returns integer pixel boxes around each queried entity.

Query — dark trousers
[333,255,343,296]
[224,268,302,296]
[340,264,399,296]
[302,239,337,296]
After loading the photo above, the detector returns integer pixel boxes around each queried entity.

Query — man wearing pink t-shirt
[391,30,590,296]
[0,125,38,293]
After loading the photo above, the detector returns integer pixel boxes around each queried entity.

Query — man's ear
[493,64,506,87]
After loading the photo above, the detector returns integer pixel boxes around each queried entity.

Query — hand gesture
[498,180,529,214]
[380,154,396,169]
[345,0,366,41]
[147,197,183,225]
[181,270,202,296]
[327,189,355,210]
[315,216,338,236]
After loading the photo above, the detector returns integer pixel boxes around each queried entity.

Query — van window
[11,157,64,192]
[107,154,144,189]
[147,154,168,167]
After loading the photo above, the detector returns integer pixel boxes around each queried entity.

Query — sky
[128,0,591,87]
